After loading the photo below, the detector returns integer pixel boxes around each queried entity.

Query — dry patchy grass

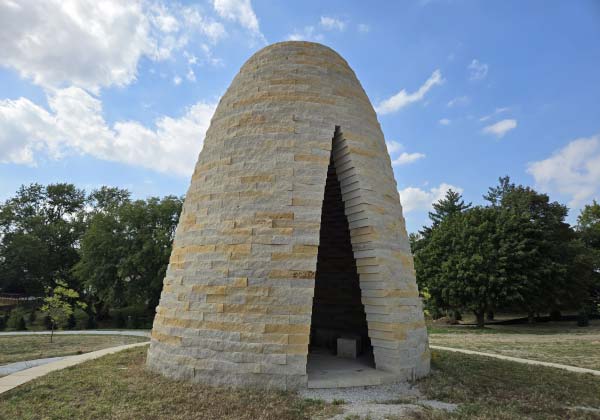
[0,334,148,365]
[428,320,600,370]
[0,347,339,420]
[1,346,599,419]
[417,350,600,420]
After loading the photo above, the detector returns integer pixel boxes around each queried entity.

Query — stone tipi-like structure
[147,41,430,390]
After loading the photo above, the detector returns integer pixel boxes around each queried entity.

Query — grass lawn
[0,347,339,420]
[417,350,600,419]
[1,347,599,419]
[0,334,149,365]
[428,320,600,370]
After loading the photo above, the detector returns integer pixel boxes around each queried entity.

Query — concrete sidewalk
[430,345,600,376]
[0,342,149,395]
[0,330,150,338]
[0,356,66,377]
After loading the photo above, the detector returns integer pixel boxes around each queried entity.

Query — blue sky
[1,0,599,233]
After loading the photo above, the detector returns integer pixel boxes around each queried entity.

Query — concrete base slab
[307,350,396,388]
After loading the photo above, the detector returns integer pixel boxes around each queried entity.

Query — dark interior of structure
[309,134,373,364]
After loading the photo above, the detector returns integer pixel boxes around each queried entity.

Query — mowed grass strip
[428,320,600,370]
[0,334,149,365]
[418,350,600,420]
[0,347,339,420]
[1,346,599,420]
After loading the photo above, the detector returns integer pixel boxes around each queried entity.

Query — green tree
[486,178,575,321]
[74,195,182,315]
[483,175,514,207]
[577,200,600,257]
[0,184,86,295]
[415,207,524,327]
[88,186,131,213]
[41,280,87,342]
[576,201,600,313]
[427,189,472,228]
[413,190,471,319]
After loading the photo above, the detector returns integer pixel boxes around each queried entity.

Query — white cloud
[0,1,154,91]
[375,70,444,115]
[482,119,517,138]
[185,52,198,65]
[213,0,261,36]
[320,16,346,31]
[0,88,216,177]
[186,69,196,82]
[447,96,469,107]
[0,0,227,91]
[479,107,510,122]
[385,140,404,154]
[399,183,463,213]
[183,7,226,43]
[468,59,488,81]
[392,152,426,166]
[199,44,225,67]
[527,135,600,207]
[357,23,370,33]
[385,141,425,166]
[439,118,451,125]
[287,26,324,42]
[150,3,180,33]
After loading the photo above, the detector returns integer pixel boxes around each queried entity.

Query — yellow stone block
[241,174,274,183]
[264,323,310,334]
[268,269,316,279]
[152,331,182,346]
[294,154,329,163]
[288,334,310,345]
[293,244,319,255]
[255,211,294,220]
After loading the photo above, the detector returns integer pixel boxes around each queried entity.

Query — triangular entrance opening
[308,128,374,369]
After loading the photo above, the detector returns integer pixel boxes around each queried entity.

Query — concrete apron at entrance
[0,342,149,395]
[307,352,397,388]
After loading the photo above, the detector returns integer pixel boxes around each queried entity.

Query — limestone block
[337,337,360,359]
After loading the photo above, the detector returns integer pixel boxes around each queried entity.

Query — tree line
[1,179,598,331]
[411,177,600,327]
[0,183,182,329]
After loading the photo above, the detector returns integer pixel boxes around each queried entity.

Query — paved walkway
[0,342,149,395]
[430,345,600,376]
[0,330,150,337]
[0,356,67,377]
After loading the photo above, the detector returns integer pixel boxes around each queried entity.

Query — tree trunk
[527,311,536,324]
[475,310,485,328]
[50,322,54,343]
[486,311,494,321]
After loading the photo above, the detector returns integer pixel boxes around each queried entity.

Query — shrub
[577,309,590,327]
[7,308,27,330]
[126,315,139,329]
[70,314,77,329]
[73,308,89,329]
[115,311,126,328]
[86,314,97,329]
[111,305,151,329]
[28,310,37,324]
[550,309,562,321]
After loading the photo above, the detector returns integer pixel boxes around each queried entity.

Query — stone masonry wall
[146,41,430,390]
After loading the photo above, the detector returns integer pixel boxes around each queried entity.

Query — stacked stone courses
[146,41,430,390]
